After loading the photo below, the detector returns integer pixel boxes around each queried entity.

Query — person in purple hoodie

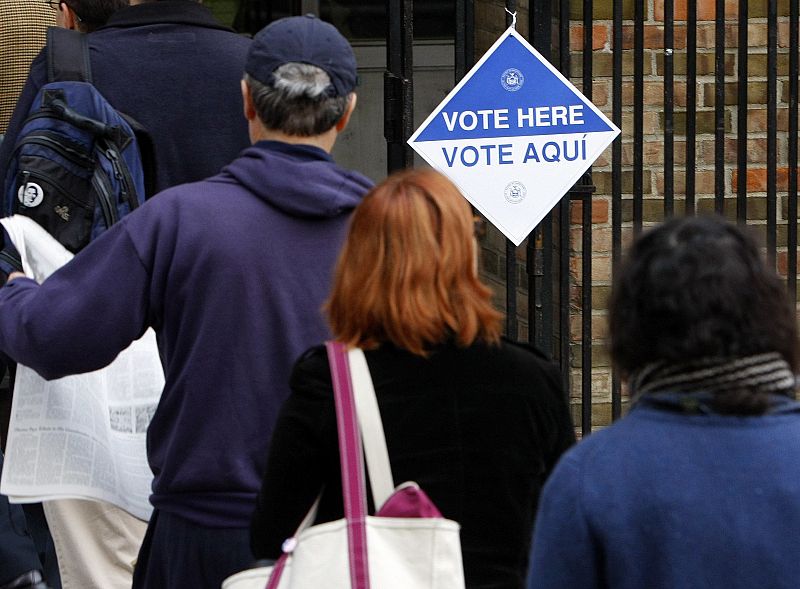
[0,15,372,589]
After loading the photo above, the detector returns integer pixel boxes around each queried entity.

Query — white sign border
[408,27,621,246]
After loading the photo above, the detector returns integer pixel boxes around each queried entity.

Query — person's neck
[250,127,336,153]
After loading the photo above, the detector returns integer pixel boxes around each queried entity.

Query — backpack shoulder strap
[47,27,92,83]
[120,113,158,198]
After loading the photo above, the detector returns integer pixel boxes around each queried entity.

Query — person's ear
[58,2,79,30]
[335,93,357,132]
[241,79,257,122]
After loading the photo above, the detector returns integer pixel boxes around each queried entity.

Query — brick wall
[473,0,798,431]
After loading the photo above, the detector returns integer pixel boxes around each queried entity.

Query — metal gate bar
[455,0,474,81]
[737,0,748,223]
[686,0,697,214]
[790,0,799,301]
[610,0,623,420]
[559,0,573,401]
[633,0,644,235]
[385,0,413,173]
[664,0,675,216]
[527,0,545,353]
[767,0,778,263]
[580,0,594,436]
[504,0,519,341]
[714,0,725,213]
[538,2,558,364]
[529,0,555,357]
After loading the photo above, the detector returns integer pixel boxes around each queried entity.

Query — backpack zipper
[103,143,139,212]
[91,169,118,228]
[16,133,94,170]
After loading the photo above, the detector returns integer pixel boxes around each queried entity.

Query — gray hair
[245,64,350,136]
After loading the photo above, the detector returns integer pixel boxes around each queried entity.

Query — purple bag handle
[265,343,371,589]
[327,341,372,589]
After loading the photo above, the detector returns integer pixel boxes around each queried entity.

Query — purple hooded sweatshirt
[0,140,372,528]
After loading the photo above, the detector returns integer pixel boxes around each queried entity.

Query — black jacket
[250,339,575,589]
[0,1,251,194]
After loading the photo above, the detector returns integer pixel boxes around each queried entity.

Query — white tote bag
[222,342,465,589]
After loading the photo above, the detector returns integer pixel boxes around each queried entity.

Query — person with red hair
[250,169,575,588]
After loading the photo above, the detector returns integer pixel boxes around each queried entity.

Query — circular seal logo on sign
[504,181,527,204]
[17,183,44,208]
[501,68,524,91]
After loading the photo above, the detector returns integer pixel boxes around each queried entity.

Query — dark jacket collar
[252,140,334,163]
[634,391,800,416]
[101,1,235,32]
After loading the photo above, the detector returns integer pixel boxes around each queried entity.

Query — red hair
[326,169,502,356]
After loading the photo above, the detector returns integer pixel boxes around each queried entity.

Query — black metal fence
[385,0,800,436]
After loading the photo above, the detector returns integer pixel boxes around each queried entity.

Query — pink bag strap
[327,341,371,589]
[265,344,372,589]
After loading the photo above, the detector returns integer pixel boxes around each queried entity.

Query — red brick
[593,146,612,168]
[778,251,788,277]
[673,82,688,107]
[643,140,688,166]
[655,169,716,195]
[731,167,790,192]
[737,138,769,164]
[622,25,687,50]
[747,23,769,47]
[569,256,613,287]
[645,25,665,49]
[694,169,718,194]
[695,23,738,48]
[653,0,738,21]
[747,109,790,133]
[571,199,610,224]
[779,22,791,48]
[620,112,665,136]
[570,227,616,254]
[621,80,687,107]
[701,138,769,165]
[570,24,609,51]
[642,142,663,165]
[591,81,610,107]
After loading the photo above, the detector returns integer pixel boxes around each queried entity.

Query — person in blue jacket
[0,15,372,589]
[0,0,251,195]
[528,215,800,589]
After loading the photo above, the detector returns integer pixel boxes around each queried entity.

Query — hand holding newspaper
[0,216,164,520]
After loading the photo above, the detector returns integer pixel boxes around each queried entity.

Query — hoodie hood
[219,140,373,219]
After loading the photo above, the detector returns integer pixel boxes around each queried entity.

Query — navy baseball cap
[245,15,357,98]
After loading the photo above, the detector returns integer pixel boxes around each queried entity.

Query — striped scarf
[630,352,798,405]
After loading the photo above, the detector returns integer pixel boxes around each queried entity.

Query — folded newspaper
[0,216,164,520]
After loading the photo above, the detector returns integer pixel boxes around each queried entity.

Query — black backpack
[3,27,155,254]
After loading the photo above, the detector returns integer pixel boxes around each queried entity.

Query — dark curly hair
[609,215,798,392]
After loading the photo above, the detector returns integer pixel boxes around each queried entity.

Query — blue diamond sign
[408,28,620,245]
